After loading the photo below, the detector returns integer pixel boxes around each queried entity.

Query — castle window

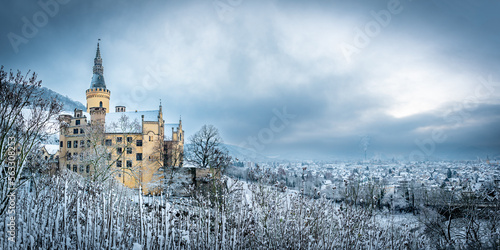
[117,160,122,168]
[60,141,63,148]
[126,147,132,154]
[86,165,90,173]
[79,166,84,172]
[136,140,142,147]
[99,101,103,107]
[118,173,121,177]
[116,137,122,143]
[67,152,71,160]
[80,129,84,134]
[80,140,84,148]
[136,153,142,161]
[74,141,78,148]
[126,160,132,168]
[67,141,71,148]
[105,139,112,146]
[107,153,111,160]
[73,129,78,134]
[127,137,132,143]
[76,120,80,125]
[73,165,77,172]
[149,136,153,141]
[67,164,70,170]
[117,148,122,154]
[45,156,48,160]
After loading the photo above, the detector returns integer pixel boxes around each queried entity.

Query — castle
[58,41,184,194]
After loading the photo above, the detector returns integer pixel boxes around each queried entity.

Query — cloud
[1,0,500,160]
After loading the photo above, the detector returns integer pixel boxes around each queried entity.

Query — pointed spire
[90,39,106,89]
[93,39,104,75]
[96,39,101,59]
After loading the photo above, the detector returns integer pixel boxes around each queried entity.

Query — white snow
[42,144,59,155]
[132,243,142,250]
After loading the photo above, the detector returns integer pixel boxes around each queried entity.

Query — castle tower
[89,107,106,125]
[86,40,110,113]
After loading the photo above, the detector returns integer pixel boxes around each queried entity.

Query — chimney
[74,109,83,118]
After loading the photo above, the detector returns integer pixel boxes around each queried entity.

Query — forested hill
[37,86,85,111]
[7,82,85,111]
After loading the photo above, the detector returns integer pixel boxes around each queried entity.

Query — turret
[86,39,110,113]
[89,107,106,125]
[115,106,126,112]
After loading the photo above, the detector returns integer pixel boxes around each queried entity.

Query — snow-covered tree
[0,66,62,215]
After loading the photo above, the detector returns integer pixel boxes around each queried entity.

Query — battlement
[86,88,110,94]
[89,107,107,114]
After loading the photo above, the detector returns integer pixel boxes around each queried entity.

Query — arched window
[99,101,103,107]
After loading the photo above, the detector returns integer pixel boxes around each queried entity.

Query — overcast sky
[1,0,500,160]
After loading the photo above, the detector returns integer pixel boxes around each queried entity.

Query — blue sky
[1,0,500,160]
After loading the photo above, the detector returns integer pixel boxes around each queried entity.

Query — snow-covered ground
[1,168,498,249]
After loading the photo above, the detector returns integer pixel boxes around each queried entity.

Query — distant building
[58,41,184,194]
[41,144,59,174]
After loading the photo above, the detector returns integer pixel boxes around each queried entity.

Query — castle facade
[58,42,184,194]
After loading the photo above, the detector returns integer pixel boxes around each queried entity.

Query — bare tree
[418,187,462,248]
[0,66,62,215]
[187,125,233,208]
[158,139,184,194]
[145,136,185,195]
[70,114,141,184]
[186,125,231,173]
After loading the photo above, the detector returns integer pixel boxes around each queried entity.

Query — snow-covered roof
[60,110,91,123]
[108,110,159,122]
[105,110,159,133]
[42,144,59,155]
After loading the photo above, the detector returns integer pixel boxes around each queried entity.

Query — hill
[38,86,86,111]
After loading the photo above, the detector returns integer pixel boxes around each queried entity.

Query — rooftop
[105,110,160,133]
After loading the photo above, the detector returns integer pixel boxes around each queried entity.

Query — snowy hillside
[8,82,86,111]
[38,86,86,111]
